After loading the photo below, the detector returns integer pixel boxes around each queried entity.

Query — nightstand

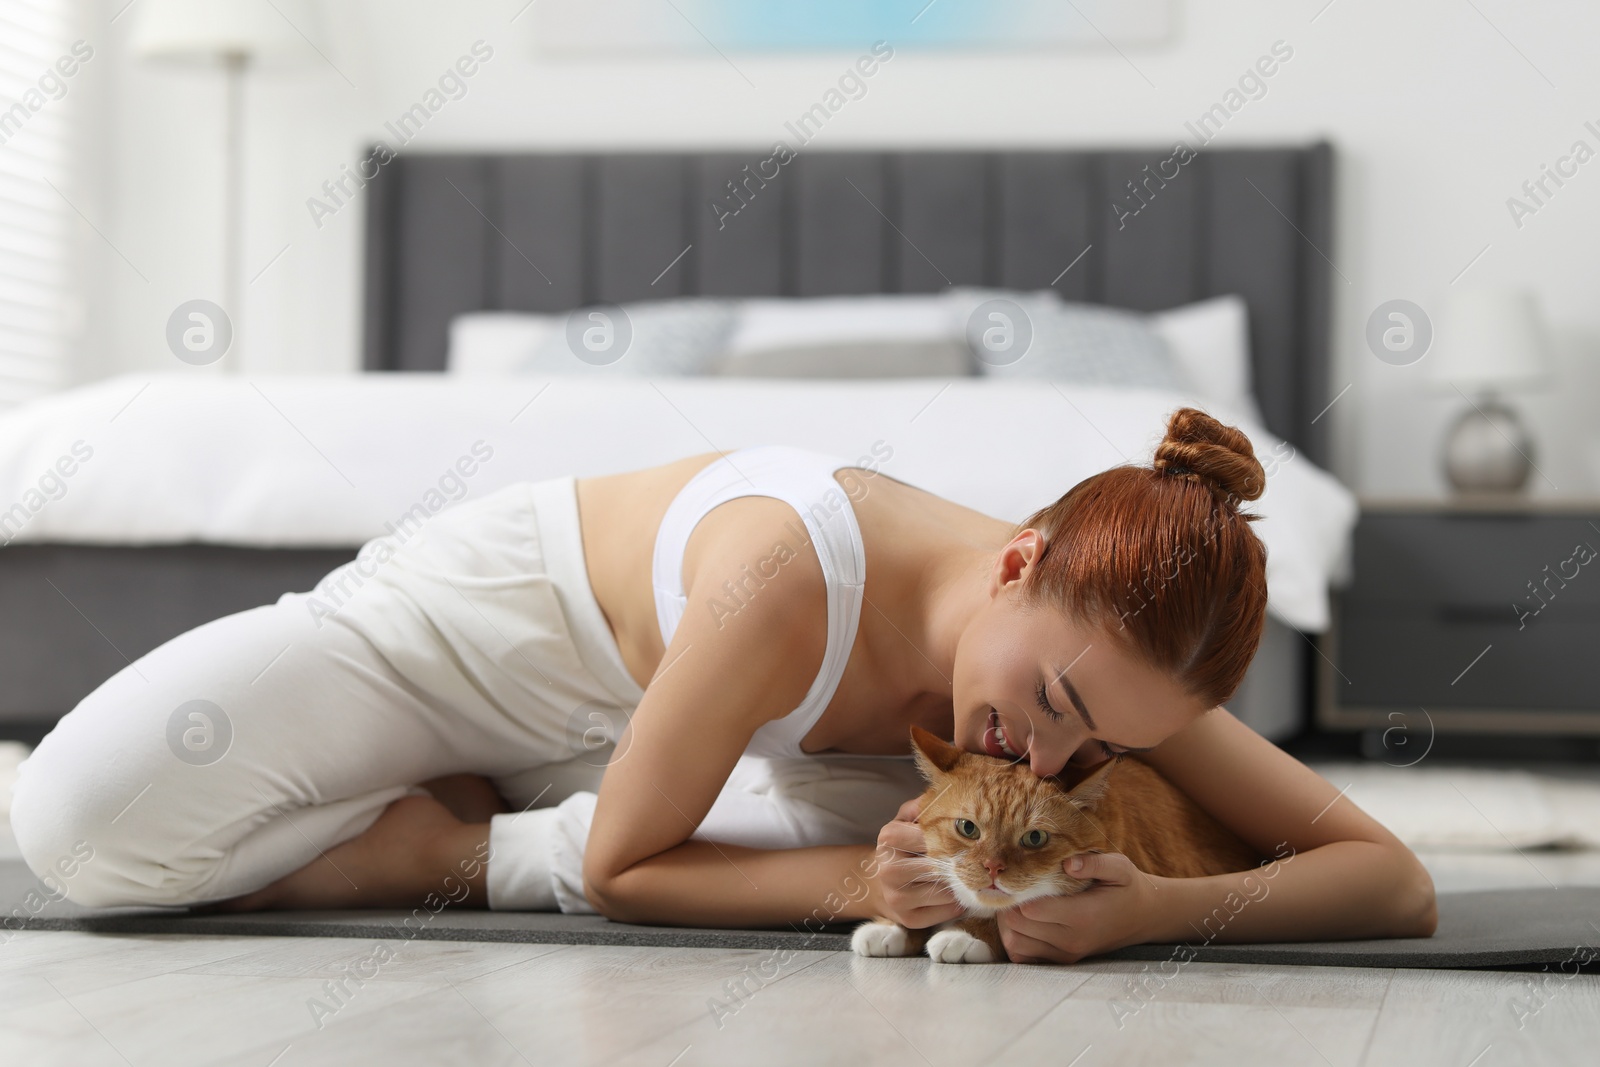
[1318,498,1600,737]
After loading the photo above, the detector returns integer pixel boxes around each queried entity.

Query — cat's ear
[1066,759,1117,812]
[909,726,962,779]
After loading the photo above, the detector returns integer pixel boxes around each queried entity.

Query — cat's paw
[852,922,913,958]
[926,928,998,964]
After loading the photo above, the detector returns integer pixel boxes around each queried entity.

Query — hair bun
[1153,408,1265,504]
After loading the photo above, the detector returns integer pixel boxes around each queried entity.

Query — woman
[11,409,1435,962]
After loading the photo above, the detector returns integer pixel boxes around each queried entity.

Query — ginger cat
[853,726,1261,964]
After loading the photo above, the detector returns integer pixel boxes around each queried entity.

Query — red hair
[1020,408,1269,708]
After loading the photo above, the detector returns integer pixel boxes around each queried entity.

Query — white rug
[1312,762,1600,851]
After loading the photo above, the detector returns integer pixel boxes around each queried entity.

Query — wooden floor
[2,927,1596,1066]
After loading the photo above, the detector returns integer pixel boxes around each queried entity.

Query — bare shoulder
[677,495,829,687]
[671,459,976,684]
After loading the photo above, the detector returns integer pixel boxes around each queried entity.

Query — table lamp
[130,0,325,371]
[1429,288,1553,494]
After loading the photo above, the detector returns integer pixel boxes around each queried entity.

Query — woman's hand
[995,852,1165,964]
[870,797,964,930]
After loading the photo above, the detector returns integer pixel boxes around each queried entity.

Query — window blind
[0,0,80,408]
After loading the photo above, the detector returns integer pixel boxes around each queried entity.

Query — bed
[0,145,1344,743]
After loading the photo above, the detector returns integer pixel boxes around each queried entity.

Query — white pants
[9,478,923,911]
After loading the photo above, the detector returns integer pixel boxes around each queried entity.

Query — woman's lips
[983,708,1022,760]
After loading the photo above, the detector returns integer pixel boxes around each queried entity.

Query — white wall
[78,0,1600,498]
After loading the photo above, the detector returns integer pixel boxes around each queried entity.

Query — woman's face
[951,531,1212,777]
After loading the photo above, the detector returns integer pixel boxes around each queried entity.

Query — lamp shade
[130,0,324,67]
[1429,288,1553,391]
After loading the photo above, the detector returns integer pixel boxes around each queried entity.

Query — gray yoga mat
[3,860,1595,970]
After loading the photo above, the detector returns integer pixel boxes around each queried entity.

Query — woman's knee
[11,801,221,909]
[10,734,218,909]
[11,776,135,908]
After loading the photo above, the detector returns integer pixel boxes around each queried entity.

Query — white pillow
[446,313,559,375]
[523,299,737,376]
[946,288,1187,390]
[727,295,955,353]
[718,295,973,378]
[1147,295,1264,424]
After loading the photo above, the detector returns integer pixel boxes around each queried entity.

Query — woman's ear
[909,726,962,780]
[994,528,1046,592]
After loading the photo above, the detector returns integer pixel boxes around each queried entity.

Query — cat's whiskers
[926,853,1000,914]
[927,854,963,885]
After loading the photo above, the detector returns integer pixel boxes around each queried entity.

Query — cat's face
[910,726,1114,916]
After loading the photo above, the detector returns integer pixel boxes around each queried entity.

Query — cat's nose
[983,858,1005,879]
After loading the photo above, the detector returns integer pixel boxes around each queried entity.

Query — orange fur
[854,726,1260,964]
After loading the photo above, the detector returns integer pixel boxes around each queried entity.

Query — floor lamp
[131,0,323,372]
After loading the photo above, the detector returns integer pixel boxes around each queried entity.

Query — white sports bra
[651,446,865,759]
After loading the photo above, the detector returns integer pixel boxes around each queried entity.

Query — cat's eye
[1021,829,1049,848]
[955,818,980,839]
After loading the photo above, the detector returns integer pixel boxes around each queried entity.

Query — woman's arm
[994,707,1437,963]
[582,497,883,926]
[587,840,880,928]
[1144,705,1437,937]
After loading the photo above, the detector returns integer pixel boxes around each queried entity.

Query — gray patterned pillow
[522,299,736,376]
[949,289,1189,390]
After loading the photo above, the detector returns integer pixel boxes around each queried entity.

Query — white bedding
[0,373,1354,630]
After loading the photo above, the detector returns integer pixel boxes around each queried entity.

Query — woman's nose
[1027,730,1082,778]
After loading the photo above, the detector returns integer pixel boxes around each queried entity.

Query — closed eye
[1034,680,1065,724]
[1040,677,1144,761]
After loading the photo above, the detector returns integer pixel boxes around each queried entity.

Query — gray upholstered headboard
[362,145,1334,464]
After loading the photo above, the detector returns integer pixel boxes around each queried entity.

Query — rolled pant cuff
[486,796,600,915]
